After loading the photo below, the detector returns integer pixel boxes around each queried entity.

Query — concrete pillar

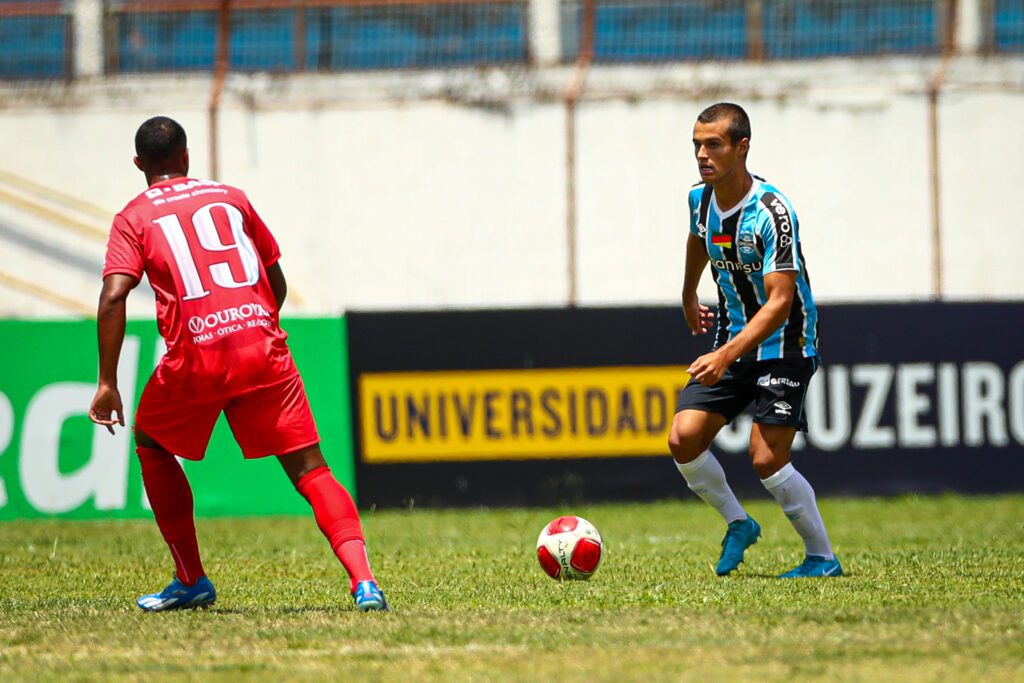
[529,0,563,66]
[955,0,985,54]
[73,0,104,78]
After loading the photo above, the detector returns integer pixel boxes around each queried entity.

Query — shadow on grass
[204,606,378,616]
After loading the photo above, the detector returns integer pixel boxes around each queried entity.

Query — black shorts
[675,357,819,432]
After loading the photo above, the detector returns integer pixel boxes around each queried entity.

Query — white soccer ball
[536,515,604,581]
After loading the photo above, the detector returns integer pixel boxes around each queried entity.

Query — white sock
[675,450,747,524]
[761,463,834,559]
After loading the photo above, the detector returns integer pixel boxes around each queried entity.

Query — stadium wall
[0,57,1022,315]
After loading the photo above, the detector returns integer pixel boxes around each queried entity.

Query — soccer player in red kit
[88,116,388,612]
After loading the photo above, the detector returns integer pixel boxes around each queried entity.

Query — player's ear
[182,148,189,174]
[133,156,144,172]
[738,137,750,157]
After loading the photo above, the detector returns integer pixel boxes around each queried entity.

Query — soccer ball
[536,515,604,581]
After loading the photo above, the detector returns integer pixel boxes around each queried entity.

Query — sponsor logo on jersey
[188,303,271,334]
[757,373,771,387]
[711,258,763,274]
[147,179,229,206]
[769,196,793,235]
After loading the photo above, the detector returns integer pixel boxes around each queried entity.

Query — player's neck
[147,172,187,187]
[712,171,753,213]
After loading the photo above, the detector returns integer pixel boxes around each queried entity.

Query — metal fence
[760,0,944,58]
[561,0,946,62]
[0,0,1021,80]
[0,1,72,79]
[994,0,1024,52]
[562,0,750,61]
[105,1,528,73]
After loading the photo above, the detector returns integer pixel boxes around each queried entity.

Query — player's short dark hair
[697,103,751,144]
[134,116,187,165]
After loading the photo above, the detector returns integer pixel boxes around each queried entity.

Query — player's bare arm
[89,273,138,434]
[687,270,797,386]
[266,262,287,310]
[682,232,715,335]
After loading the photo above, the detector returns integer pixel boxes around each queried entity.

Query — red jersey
[103,177,296,399]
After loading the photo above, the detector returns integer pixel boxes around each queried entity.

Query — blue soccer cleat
[716,516,762,576]
[352,580,390,612]
[137,574,216,612]
[778,555,844,578]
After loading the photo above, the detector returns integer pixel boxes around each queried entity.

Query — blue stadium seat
[0,15,68,79]
[994,0,1024,52]
[561,0,940,63]
[763,0,939,58]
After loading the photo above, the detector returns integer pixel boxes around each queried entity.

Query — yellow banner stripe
[359,366,690,463]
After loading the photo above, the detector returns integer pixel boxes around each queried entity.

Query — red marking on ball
[537,545,562,579]
[546,516,579,535]
[570,538,602,574]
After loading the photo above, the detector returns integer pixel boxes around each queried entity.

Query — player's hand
[687,349,732,387]
[89,384,125,435]
[683,299,715,336]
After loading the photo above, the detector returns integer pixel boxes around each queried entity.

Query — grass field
[2,495,1023,682]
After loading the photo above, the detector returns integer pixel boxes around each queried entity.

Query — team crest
[737,230,756,255]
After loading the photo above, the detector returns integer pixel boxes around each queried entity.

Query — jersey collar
[711,175,760,220]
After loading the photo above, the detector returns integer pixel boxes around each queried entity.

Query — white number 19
[154,202,260,301]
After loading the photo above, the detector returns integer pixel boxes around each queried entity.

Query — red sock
[137,447,205,586]
[296,466,375,592]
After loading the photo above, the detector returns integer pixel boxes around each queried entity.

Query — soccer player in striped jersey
[89,116,389,611]
[670,103,842,579]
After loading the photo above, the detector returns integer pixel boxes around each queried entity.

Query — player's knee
[749,446,786,479]
[278,444,327,486]
[668,417,710,463]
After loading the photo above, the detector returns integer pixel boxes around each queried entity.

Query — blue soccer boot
[137,574,216,612]
[352,580,390,612]
[716,516,762,576]
[778,555,844,578]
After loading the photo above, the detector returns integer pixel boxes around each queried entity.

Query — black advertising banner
[347,304,1024,508]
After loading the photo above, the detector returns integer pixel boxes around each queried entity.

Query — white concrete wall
[0,58,1021,316]
[939,89,1024,300]
[216,103,568,311]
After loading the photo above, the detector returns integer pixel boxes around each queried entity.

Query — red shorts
[134,371,320,460]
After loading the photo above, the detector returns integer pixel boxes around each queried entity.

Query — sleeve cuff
[102,267,143,280]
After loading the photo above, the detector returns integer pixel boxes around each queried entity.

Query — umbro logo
[774,401,792,416]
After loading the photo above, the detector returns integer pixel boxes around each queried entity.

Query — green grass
[2,495,1023,682]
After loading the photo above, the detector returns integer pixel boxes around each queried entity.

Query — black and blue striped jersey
[688,176,818,361]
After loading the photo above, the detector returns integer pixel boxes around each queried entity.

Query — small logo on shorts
[757,374,771,387]
[774,401,792,416]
